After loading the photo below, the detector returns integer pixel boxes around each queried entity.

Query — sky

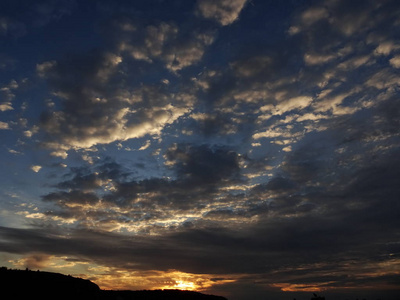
[0,0,400,299]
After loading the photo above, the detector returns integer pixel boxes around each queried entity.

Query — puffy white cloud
[260,96,313,116]
[23,126,39,138]
[196,0,247,26]
[30,165,42,173]
[288,6,328,35]
[314,91,351,114]
[138,140,151,151]
[0,102,13,111]
[36,60,57,77]
[290,0,386,38]
[120,21,215,72]
[0,80,18,110]
[337,55,373,70]
[374,41,400,56]
[304,53,335,66]
[0,121,10,130]
[121,22,178,62]
[300,6,329,27]
[389,55,400,68]
[275,96,313,115]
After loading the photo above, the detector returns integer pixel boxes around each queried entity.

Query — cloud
[0,53,16,70]
[42,190,100,206]
[290,0,384,37]
[389,55,400,68]
[273,96,313,116]
[164,144,242,186]
[189,112,240,136]
[0,121,10,130]
[117,20,215,72]
[38,145,245,231]
[0,102,13,111]
[196,0,248,26]
[30,165,42,173]
[37,51,193,154]
[2,128,400,288]
[2,1,400,296]
[0,16,26,38]
[138,140,151,151]
[374,41,400,56]
[304,53,335,66]
[2,176,400,281]
[54,159,130,192]
[0,80,18,111]
[14,253,53,270]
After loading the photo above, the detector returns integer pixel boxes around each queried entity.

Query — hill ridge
[0,267,228,300]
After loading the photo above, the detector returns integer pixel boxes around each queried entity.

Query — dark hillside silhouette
[101,289,228,300]
[0,267,228,300]
[311,293,326,300]
[0,267,100,300]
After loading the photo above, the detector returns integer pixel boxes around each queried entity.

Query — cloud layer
[1,1,400,299]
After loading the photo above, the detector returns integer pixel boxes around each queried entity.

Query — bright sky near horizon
[1,1,400,300]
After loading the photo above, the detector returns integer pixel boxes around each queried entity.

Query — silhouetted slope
[101,289,228,300]
[0,267,228,300]
[0,267,100,300]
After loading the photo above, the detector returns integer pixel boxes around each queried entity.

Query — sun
[173,280,197,290]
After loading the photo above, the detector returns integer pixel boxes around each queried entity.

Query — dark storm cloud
[41,144,244,223]
[0,186,398,277]
[0,223,323,274]
[31,142,399,276]
[188,111,246,136]
[55,159,131,191]
[42,190,100,206]
[164,143,242,186]
[2,142,400,287]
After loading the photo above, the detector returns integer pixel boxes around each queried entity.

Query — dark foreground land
[0,267,227,300]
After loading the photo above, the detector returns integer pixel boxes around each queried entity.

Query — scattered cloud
[1,0,400,298]
[389,55,400,68]
[30,165,42,173]
[0,121,10,130]
[0,16,26,38]
[37,51,193,154]
[196,0,248,26]
[0,102,13,111]
[117,20,215,72]
[0,79,18,111]
[138,140,151,151]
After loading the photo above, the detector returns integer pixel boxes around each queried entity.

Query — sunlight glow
[86,267,237,292]
[272,282,328,292]
[165,280,197,291]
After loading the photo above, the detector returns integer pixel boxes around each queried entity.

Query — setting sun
[169,280,197,291]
